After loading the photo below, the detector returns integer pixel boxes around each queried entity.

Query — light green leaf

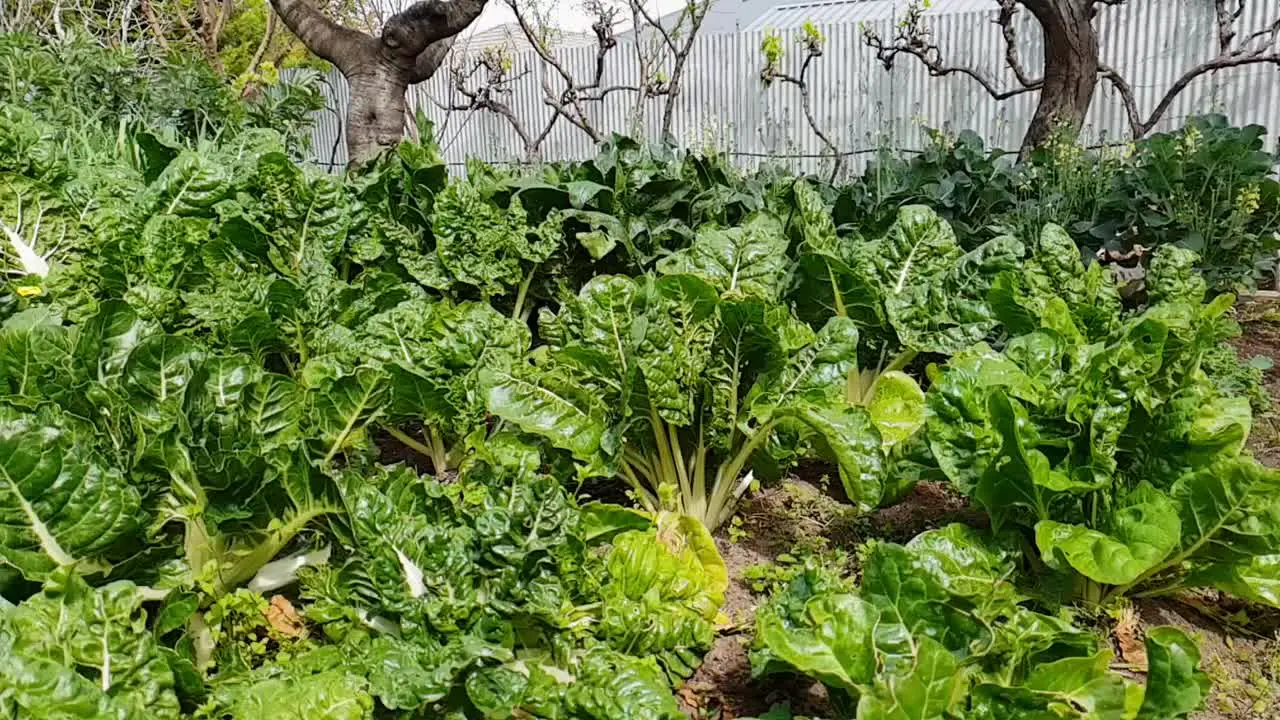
[868,371,925,448]
[303,362,386,462]
[747,316,860,421]
[971,652,1131,719]
[904,524,1018,600]
[143,150,231,217]
[1136,627,1209,719]
[1187,554,1280,607]
[482,365,612,474]
[885,231,1023,355]
[975,391,1058,531]
[1035,483,1180,585]
[784,403,884,510]
[1169,459,1280,565]
[856,636,961,720]
[753,592,879,690]
[925,343,1040,493]
[0,570,180,719]
[1146,246,1206,307]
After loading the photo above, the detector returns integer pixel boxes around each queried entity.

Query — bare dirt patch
[680,478,985,718]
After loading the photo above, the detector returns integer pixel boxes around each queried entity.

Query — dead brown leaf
[1113,605,1147,670]
[264,595,306,638]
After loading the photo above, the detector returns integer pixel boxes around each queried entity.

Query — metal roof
[455,23,597,54]
[745,0,993,32]
[618,0,784,38]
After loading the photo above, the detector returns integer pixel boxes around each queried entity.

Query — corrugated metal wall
[301,0,1280,174]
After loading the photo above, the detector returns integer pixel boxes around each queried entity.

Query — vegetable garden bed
[4,45,1280,716]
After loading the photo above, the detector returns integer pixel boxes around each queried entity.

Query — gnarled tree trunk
[1021,0,1100,154]
[269,0,485,167]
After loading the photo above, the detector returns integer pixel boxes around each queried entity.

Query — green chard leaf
[0,570,180,719]
[1136,627,1209,719]
[657,212,788,300]
[0,407,141,581]
[1035,483,1181,586]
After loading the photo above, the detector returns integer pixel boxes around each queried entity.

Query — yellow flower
[1178,125,1202,156]
[15,285,42,297]
[1235,184,1261,217]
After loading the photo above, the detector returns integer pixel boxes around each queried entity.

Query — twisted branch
[761,31,844,179]
[863,0,1043,101]
[1101,0,1280,137]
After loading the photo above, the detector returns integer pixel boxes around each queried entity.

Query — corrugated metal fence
[301,0,1280,174]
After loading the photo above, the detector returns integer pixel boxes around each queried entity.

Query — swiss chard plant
[928,239,1280,605]
[790,184,1021,414]
[483,214,901,528]
[203,436,724,718]
[0,302,351,668]
[313,296,530,474]
[751,524,1210,719]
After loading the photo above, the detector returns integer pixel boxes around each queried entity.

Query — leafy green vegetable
[0,405,142,580]
[281,438,723,715]
[927,239,1280,604]
[3,62,1271,720]
[0,569,181,719]
[791,191,1021,407]
[335,296,530,473]
[752,525,1208,719]
[425,178,564,318]
[485,271,889,528]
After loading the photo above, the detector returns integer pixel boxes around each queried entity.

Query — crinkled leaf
[970,652,1131,719]
[867,371,925,448]
[747,316,860,421]
[856,636,961,720]
[885,230,1023,355]
[657,213,787,300]
[0,570,180,719]
[925,343,1040,493]
[1035,483,1180,585]
[1187,554,1280,607]
[783,403,884,510]
[753,591,879,690]
[481,364,613,475]
[1168,458,1280,565]
[0,408,141,580]
[904,524,1018,601]
[122,334,203,432]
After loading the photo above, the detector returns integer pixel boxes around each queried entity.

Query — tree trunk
[1021,0,1099,154]
[270,0,485,169]
[347,65,410,166]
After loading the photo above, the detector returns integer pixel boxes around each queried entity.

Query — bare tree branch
[210,0,234,57]
[863,0,1043,101]
[761,29,844,179]
[139,0,168,51]
[1105,0,1280,137]
[441,46,559,160]
[498,0,642,145]
[997,0,1036,86]
[248,5,278,75]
